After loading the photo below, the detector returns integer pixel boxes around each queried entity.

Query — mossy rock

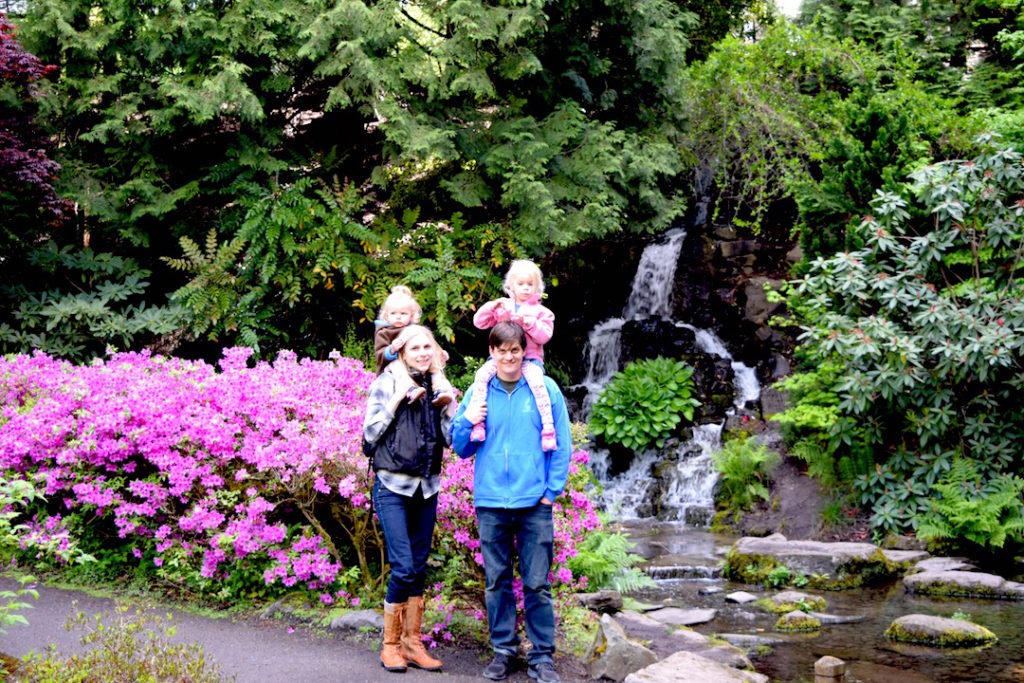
[756,591,827,614]
[775,611,821,632]
[885,614,997,648]
[722,549,780,585]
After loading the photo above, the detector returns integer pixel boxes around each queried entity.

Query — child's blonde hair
[379,284,422,322]
[503,259,545,297]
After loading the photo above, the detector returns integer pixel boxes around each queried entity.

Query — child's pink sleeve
[522,304,554,346]
[473,299,510,330]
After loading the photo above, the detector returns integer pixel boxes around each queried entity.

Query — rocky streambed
[584,524,1024,682]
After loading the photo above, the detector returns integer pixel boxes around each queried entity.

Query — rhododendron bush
[0,348,601,606]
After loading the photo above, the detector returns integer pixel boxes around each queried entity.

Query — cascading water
[579,229,761,522]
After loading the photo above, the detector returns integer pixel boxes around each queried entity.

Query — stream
[619,520,1024,683]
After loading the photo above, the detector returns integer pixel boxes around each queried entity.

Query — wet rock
[260,596,311,620]
[329,609,383,630]
[814,656,845,679]
[805,611,866,625]
[614,610,726,661]
[911,557,976,574]
[758,386,788,418]
[903,570,1024,599]
[728,534,924,588]
[586,614,658,682]
[698,586,724,596]
[742,277,785,325]
[725,591,758,604]
[884,614,998,647]
[775,611,821,632]
[881,549,931,564]
[625,650,769,683]
[762,590,826,614]
[700,644,754,670]
[646,606,717,627]
[717,633,784,649]
[576,590,624,614]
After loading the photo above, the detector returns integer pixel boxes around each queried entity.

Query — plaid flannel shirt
[363,362,452,498]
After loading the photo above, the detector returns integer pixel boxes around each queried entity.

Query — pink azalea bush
[0,348,602,607]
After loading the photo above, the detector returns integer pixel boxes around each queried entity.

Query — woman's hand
[390,326,416,354]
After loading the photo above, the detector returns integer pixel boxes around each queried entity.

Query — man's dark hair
[488,321,527,350]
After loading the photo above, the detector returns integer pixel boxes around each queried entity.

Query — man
[451,321,573,683]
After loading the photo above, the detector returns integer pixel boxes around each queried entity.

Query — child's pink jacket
[472,294,554,362]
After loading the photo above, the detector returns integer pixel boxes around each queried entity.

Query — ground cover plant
[0,348,602,632]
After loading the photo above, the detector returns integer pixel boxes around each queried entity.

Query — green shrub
[712,436,781,513]
[19,603,232,683]
[589,357,700,451]
[784,134,1024,540]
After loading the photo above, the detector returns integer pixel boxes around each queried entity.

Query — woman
[362,324,455,674]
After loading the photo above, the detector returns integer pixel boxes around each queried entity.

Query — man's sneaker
[482,652,516,681]
[527,661,560,683]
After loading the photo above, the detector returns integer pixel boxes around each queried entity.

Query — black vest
[370,373,444,477]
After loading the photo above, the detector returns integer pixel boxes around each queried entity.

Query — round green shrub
[589,357,701,451]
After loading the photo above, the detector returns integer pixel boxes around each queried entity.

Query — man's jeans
[373,478,438,604]
[477,503,555,665]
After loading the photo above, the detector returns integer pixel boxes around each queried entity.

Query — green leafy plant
[711,435,781,513]
[19,603,232,683]
[567,529,654,592]
[589,357,701,451]
[0,244,183,361]
[916,459,1024,551]
[766,565,792,588]
[0,480,42,636]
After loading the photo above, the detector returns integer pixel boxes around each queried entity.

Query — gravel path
[0,578,589,683]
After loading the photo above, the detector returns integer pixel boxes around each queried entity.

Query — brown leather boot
[381,601,407,673]
[401,595,442,671]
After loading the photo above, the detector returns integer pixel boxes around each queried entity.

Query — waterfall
[578,228,762,522]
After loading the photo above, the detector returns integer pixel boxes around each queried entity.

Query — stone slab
[646,607,717,626]
[624,651,768,683]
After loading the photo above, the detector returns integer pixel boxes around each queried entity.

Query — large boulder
[624,651,768,683]
[885,614,998,647]
[903,570,1024,600]
[726,534,927,588]
[586,614,658,682]
[577,590,625,614]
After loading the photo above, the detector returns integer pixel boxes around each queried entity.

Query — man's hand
[540,496,552,505]
[463,400,487,426]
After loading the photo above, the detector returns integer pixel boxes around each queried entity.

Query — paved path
[0,579,588,683]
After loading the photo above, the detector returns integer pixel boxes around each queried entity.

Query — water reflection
[617,523,1024,683]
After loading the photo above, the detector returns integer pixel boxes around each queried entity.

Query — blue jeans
[373,478,438,604]
[476,503,555,665]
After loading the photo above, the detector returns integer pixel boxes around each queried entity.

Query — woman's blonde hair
[396,324,443,373]
[378,284,422,322]
[502,259,544,297]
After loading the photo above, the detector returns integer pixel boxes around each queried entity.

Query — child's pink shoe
[470,421,487,443]
[541,427,557,452]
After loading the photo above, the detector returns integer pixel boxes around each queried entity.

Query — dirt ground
[732,457,872,542]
